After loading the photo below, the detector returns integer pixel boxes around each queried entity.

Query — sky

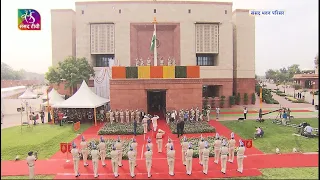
[1,0,318,75]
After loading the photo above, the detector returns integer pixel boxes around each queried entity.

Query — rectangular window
[81,10,84,14]
[225,10,227,14]
[119,9,121,14]
[188,9,191,13]
[154,9,157,13]
[196,54,217,66]
[95,54,115,67]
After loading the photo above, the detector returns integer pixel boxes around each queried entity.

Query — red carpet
[1,119,318,179]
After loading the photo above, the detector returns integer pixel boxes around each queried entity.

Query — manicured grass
[0,175,55,179]
[232,167,319,179]
[211,112,318,118]
[220,118,319,153]
[1,123,91,160]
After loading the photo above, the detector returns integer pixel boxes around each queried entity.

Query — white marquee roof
[42,89,65,106]
[53,80,109,108]
[41,88,64,100]
[18,88,38,99]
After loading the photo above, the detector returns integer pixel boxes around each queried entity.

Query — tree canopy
[1,62,24,80]
[45,56,95,91]
[265,64,302,83]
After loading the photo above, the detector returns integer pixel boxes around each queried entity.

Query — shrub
[179,136,237,158]
[220,96,226,108]
[169,121,215,134]
[79,138,131,160]
[229,96,235,107]
[235,93,241,105]
[98,123,144,135]
[251,93,256,104]
[277,93,286,97]
[243,93,249,105]
[292,84,302,90]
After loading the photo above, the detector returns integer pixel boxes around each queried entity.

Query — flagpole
[152,17,158,66]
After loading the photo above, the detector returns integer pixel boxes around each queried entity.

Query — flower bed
[79,138,131,160]
[98,123,143,135]
[286,97,307,103]
[169,121,215,134]
[179,136,237,158]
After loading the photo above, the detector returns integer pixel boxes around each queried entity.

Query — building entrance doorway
[147,90,166,117]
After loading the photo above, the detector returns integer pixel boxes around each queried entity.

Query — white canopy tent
[41,88,65,100]
[52,80,109,125]
[42,89,65,106]
[18,88,38,99]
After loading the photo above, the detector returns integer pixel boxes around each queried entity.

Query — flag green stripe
[150,32,156,52]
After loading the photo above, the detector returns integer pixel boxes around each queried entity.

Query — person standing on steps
[128,146,136,178]
[213,133,222,164]
[91,143,100,178]
[237,139,246,174]
[156,129,165,153]
[143,115,148,134]
[120,109,124,124]
[198,135,205,166]
[126,109,130,123]
[185,143,194,175]
[220,139,229,174]
[165,138,174,153]
[110,144,120,178]
[144,145,153,178]
[206,108,211,122]
[26,151,37,180]
[80,136,89,167]
[98,136,107,167]
[216,107,220,120]
[181,136,189,166]
[152,115,159,132]
[180,119,185,136]
[228,132,236,163]
[202,141,210,175]
[131,138,138,167]
[176,119,181,138]
[71,142,80,177]
[243,107,248,120]
[115,136,123,167]
[167,145,175,176]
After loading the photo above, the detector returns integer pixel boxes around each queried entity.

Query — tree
[45,56,95,94]
[235,93,241,105]
[243,93,249,105]
[1,62,23,80]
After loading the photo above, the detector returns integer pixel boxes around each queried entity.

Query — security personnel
[130,110,135,123]
[136,109,140,122]
[115,136,123,167]
[115,110,120,123]
[80,136,89,167]
[206,108,211,121]
[131,138,138,167]
[228,132,236,163]
[111,144,120,178]
[196,107,200,121]
[98,136,107,167]
[126,109,130,123]
[143,115,148,134]
[144,145,153,178]
[190,108,195,121]
[220,139,229,174]
[128,146,136,178]
[147,137,153,152]
[237,140,246,173]
[202,141,210,175]
[165,138,174,153]
[152,115,159,132]
[185,143,194,175]
[181,136,189,166]
[167,145,175,176]
[110,110,114,124]
[198,135,205,165]
[26,151,37,179]
[156,129,165,153]
[120,110,124,123]
[71,142,80,177]
[91,143,100,178]
[213,133,222,164]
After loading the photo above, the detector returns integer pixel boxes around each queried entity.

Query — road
[1,112,49,129]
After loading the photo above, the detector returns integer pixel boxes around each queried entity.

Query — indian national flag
[150,30,156,52]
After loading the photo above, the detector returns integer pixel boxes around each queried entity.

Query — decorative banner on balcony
[138,66,150,79]
[126,67,138,79]
[94,67,109,98]
[175,66,187,78]
[163,66,175,79]
[112,66,126,79]
[187,66,200,78]
[150,66,163,78]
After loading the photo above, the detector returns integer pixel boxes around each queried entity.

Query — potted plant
[229,96,235,107]
[220,96,226,108]
[235,93,241,105]
[251,93,256,104]
[243,93,249,105]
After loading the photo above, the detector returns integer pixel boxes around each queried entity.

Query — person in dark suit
[176,120,181,137]
[133,119,137,136]
[180,120,185,136]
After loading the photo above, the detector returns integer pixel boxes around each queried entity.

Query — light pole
[312,81,316,105]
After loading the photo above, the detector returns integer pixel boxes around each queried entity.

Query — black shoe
[221,171,225,174]
[115,175,119,178]
[94,175,99,178]
[131,175,135,178]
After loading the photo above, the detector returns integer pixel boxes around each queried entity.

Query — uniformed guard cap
[28,151,33,156]
[72,141,76,148]
[183,136,187,142]
[91,143,97,149]
[100,136,104,142]
[188,143,192,149]
[170,145,174,150]
[81,136,85,141]
[130,145,133,151]
[239,140,244,146]
[147,145,150,151]
[222,139,227,146]
[215,133,219,139]
[112,144,116,150]
[231,132,235,139]
[205,141,209,148]
[147,137,151,143]
[132,138,136,142]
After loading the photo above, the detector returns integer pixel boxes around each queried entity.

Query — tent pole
[94,108,97,126]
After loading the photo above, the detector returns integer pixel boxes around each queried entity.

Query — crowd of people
[26,132,247,179]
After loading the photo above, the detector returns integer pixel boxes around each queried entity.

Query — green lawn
[1,175,54,179]
[232,167,319,179]
[1,123,91,160]
[211,112,318,118]
[220,118,319,153]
